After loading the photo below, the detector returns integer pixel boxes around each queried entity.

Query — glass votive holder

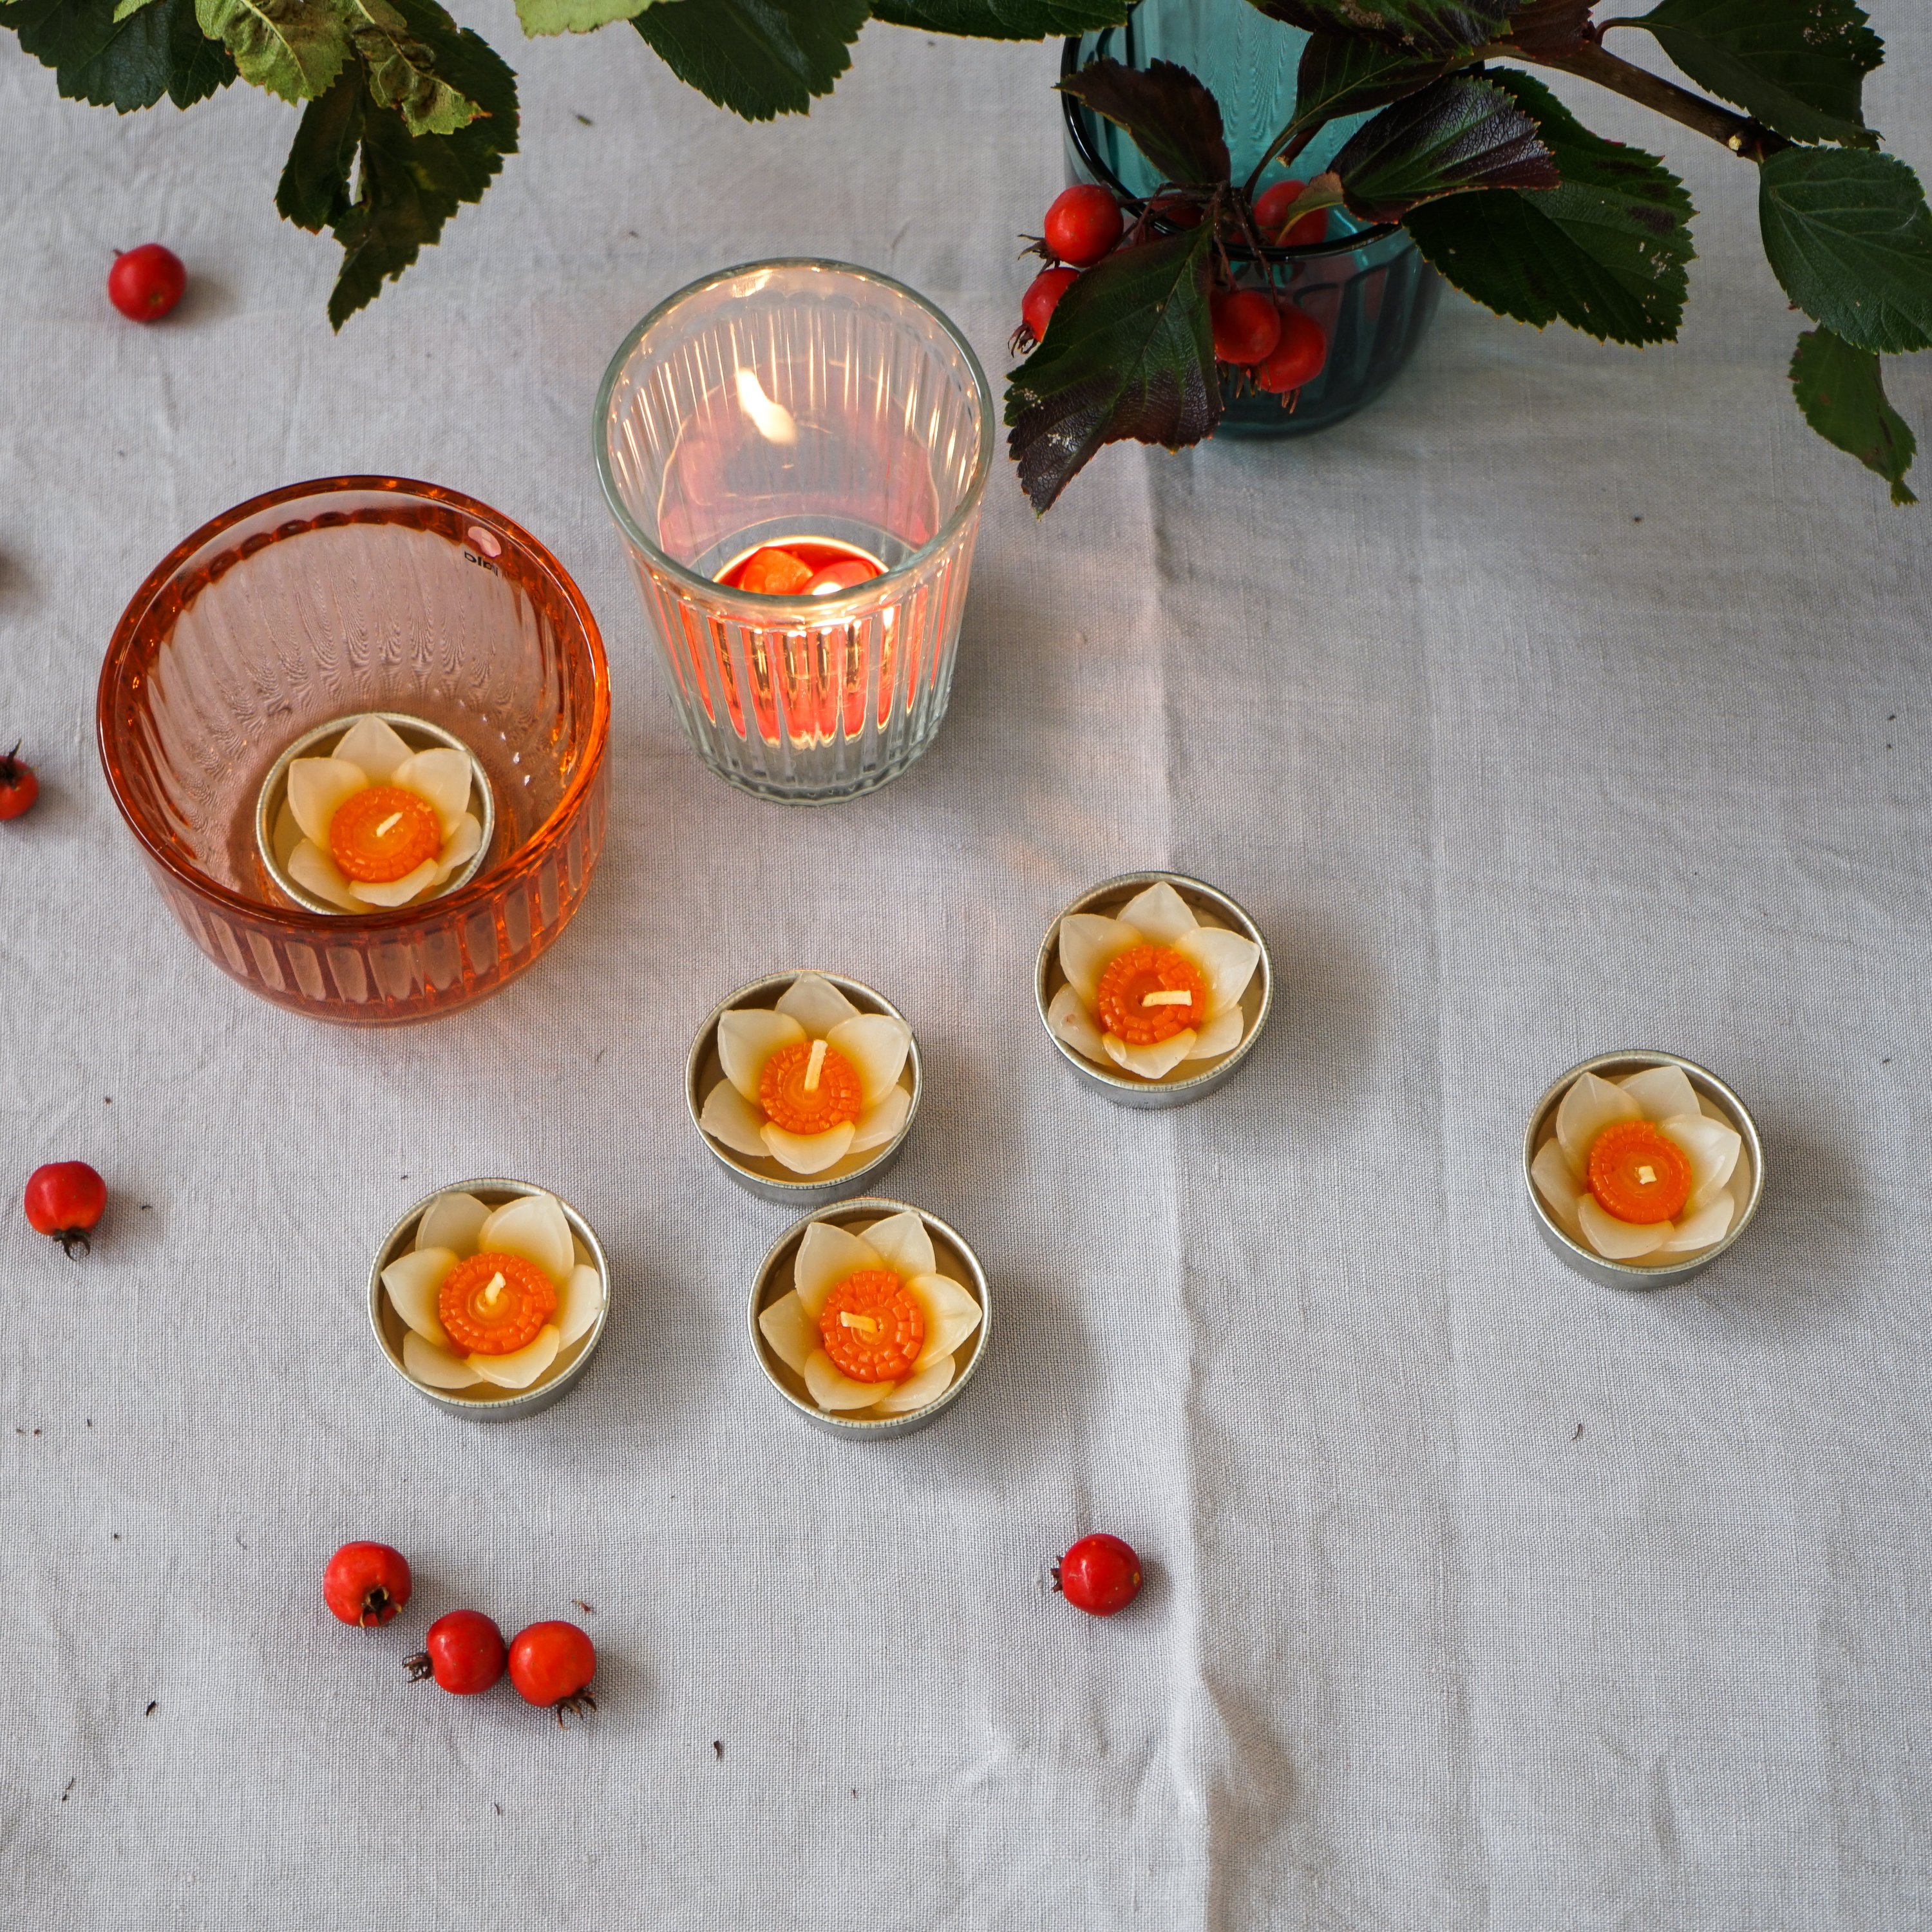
[99,477,611,1023]
[594,260,994,804]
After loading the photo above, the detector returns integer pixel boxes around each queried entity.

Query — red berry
[1056,1533,1143,1616]
[107,244,185,323]
[1021,267,1079,347]
[406,1611,506,1695]
[507,1620,597,1723]
[1142,193,1204,232]
[322,1541,412,1628]
[23,1161,106,1258]
[1043,184,1122,268]
[0,743,37,820]
[805,558,880,596]
[1211,289,1282,367]
[1255,303,1328,393]
[1253,180,1329,249]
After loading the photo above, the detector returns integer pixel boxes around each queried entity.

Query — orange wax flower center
[759,1040,863,1135]
[1586,1122,1692,1224]
[328,784,442,883]
[819,1271,925,1382]
[438,1251,557,1355]
[1095,946,1206,1044]
[736,546,815,596]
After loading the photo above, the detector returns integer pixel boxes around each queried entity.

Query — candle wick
[375,811,404,839]
[803,1039,828,1094]
[480,1271,506,1310]
[1142,990,1193,1008]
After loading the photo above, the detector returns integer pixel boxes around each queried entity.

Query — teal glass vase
[1061,0,1439,437]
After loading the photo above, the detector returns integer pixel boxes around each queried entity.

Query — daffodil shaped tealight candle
[270,714,487,913]
[756,1209,982,1422]
[1531,1063,1748,1265]
[697,973,915,1182]
[1047,879,1264,1084]
[379,1187,603,1397]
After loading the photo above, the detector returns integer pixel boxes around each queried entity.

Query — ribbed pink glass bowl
[99,477,611,1025]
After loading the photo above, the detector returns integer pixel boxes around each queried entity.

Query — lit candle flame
[735,368,797,446]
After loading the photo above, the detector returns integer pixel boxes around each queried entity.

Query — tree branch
[1488,37,1791,162]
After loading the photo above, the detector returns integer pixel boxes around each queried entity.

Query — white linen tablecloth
[3,7,1929,1925]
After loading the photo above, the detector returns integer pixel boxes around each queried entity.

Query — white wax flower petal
[1115,881,1199,945]
[873,1355,955,1416]
[761,1121,857,1174]
[403,1330,481,1390]
[467,1325,561,1390]
[906,1272,981,1372]
[348,858,440,908]
[757,1289,818,1376]
[1659,1192,1735,1253]
[1184,1008,1245,1061]
[477,1191,574,1288]
[1616,1063,1701,1124]
[1577,1195,1670,1260]
[1059,914,1142,1009]
[1047,983,1109,1066]
[271,799,303,869]
[556,1264,603,1346]
[701,1079,771,1159]
[1555,1072,1643,1179]
[1530,1138,1583,1233]
[1171,925,1260,1018]
[1659,1112,1742,1208]
[383,1245,457,1347]
[392,747,471,839]
[826,1014,911,1109]
[803,1350,895,1412]
[774,972,862,1038]
[431,813,483,885]
[849,1085,911,1154]
[717,1007,807,1103]
[330,714,413,783]
[1104,1030,1198,1080]
[416,1190,489,1258]
[286,757,369,847]
[286,838,365,911]
[793,1222,887,1318]
[861,1210,934,1280]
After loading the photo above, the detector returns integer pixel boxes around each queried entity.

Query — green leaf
[276,64,366,227]
[1332,73,1557,221]
[1625,0,1880,150]
[194,0,350,100]
[630,0,869,120]
[1058,57,1229,187]
[1789,325,1917,504]
[871,0,1130,33]
[517,0,660,39]
[1249,0,1513,58]
[1403,68,1692,343]
[1005,219,1220,511]
[1287,33,1454,138]
[290,0,517,327]
[1759,146,1932,355]
[0,0,236,108]
[343,0,478,133]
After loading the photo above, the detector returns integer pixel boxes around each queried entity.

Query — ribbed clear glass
[1064,0,1441,437]
[596,261,994,804]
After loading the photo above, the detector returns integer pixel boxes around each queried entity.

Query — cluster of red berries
[1018,184,1330,397]
[325,1541,598,1725]
[24,1160,106,1258]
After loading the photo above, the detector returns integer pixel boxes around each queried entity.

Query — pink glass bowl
[99,477,611,1025]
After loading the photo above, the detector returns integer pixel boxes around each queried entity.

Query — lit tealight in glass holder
[596,260,994,804]
[257,712,494,916]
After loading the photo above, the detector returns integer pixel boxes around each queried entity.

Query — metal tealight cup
[1523,1050,1765,1290]
[1035,871,1273,1110]
[368,1177,610,1419]
[748,1196,990,1439]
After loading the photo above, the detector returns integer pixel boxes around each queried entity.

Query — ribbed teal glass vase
[1061,0,1439,437]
